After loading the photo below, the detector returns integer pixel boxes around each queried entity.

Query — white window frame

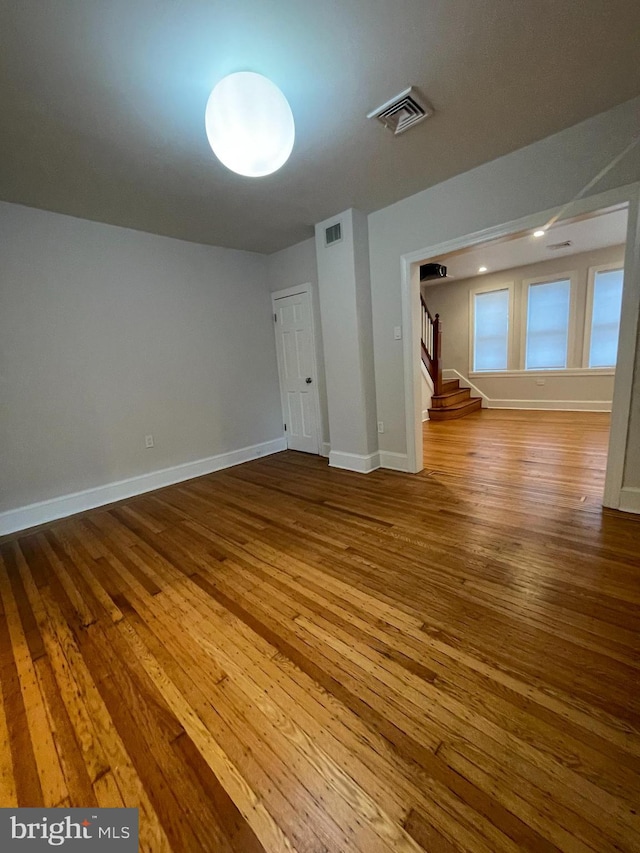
[520,270,578,370]
[468,280,515,373]
[582,262,624,369]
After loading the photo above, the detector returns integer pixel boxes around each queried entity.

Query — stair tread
[432,388,470,401]
[430,397,481,412]
[428,396,482,421]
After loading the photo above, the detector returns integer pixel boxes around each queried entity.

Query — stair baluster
[420,295,442,395]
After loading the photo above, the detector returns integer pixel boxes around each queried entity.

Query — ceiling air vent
[547,240,573,250]
[367,87,434,135]
[325,222,342,246]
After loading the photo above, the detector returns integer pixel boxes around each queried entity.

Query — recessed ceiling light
[533,229,546,238]
[478,266,488,273]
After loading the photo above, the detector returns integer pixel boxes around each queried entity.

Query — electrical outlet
[377,421,384,434]
[393,326,402,340]
[145,434,154,448]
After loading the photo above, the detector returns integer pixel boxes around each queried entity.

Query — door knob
[305,377,313,384]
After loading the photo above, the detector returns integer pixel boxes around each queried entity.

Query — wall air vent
[325,222,342,246]
[547,240,573,250]
[367,87,434,135]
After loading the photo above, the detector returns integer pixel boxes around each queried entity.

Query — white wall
[625,341,640,487]
[622,203,640,497]
[352,210,379,453]
[266,237,329,449]
[424,244,624,409]
[0,201,283,517]
[315,209,378,467]
[421,365,433,420]
[368,96,640,485]
[266,237,317,294]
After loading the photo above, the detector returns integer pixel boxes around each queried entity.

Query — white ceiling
[426,207,629,282]
[2,1,640,254]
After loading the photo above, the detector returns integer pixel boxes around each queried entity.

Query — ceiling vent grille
[547,240,573,250]
[325,222,342,246]
[367,87,433,135]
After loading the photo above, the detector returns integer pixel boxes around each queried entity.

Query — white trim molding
[487,399,611,412]
[379,451,410,472]
[269,282,314,300]
[605,189,640,507]
[468,367,615,379]
[619,487,640,515]
[0,437,287,537]
[329,451,380,474]
[321,442,331,458]
[443,369,490,403]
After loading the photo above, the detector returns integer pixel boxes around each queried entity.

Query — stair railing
[420,295,442,396]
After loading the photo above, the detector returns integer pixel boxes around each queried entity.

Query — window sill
[469,368,615,378]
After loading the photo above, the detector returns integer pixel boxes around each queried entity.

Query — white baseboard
[321,442,331,458]
[486,399,612,412]
[329,450,380,474]
[422,410,430,422]
[619,487,640,514]
[379,451,410,472]
[0,437,287,537]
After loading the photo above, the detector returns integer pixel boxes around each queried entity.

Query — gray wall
[368,95,640,488]
[0,201,283,512]
[352,209,379,453]
[424,244,625,407]
[315,209,378,461]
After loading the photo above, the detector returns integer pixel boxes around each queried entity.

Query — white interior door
[273,289,319,454]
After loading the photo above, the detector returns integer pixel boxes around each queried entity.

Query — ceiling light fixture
[478,266,488,273]
[205,72,295,177]
[533,229,546,237]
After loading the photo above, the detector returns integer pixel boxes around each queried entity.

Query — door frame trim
[271,284,323,456]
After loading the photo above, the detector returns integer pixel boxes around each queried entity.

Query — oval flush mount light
[205,72,295,177]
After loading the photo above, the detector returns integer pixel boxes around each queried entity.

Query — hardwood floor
[1,410,639,852]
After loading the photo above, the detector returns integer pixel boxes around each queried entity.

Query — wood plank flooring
[1,410,639,852]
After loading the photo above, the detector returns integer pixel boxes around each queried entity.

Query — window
[468,263,623,375]
[589,268,623,367]
[473,289,509,371]
[525,278,571,369]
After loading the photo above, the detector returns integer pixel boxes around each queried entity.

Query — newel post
[434,313,442,396]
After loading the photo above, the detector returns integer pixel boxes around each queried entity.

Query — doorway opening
[400,187,639,511]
